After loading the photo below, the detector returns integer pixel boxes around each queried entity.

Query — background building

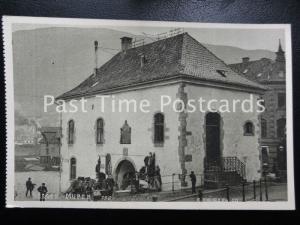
[230,41,286,180]
[39,127,61,169]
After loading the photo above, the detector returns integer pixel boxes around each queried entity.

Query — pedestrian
[25,177,34,197]
[144,153,151,174]
[95,156,101,182]
[37,183,48,201]
[189,171,196,194]
[155,165,162,186]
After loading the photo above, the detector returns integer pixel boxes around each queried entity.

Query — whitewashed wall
[60,84,181,191]
[185,84,262,183]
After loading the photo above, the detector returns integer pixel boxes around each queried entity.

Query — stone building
[229,41,286,179]
[39,127,61,168]
[57,32,266,191]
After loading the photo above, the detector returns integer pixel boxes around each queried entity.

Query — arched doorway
[205,112,221,168]
[115,160,136,190]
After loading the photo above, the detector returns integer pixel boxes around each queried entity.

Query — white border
[3,16,295,210]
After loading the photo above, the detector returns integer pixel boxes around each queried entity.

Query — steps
[204,156,246,189]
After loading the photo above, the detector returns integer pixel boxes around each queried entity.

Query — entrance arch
[205,112,221,167]
[114,159,136,190]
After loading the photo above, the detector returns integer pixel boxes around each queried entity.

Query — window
[120,120,131,144]
[261,118,267,138]
[244,121,254,136]
[261,98,265,107]
[154,113,164,143]
[278,71,284,78]
[70,157,76,180]
[68,120,75,144]
[96,118,104,144]
[277,118,286,138]
[105,154,112,175]
[261,147,269,166]
[216,69,227,77]
[278,93,286,109]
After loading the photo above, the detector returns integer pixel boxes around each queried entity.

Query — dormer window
[91,81,99,87]
[216,69,227,77]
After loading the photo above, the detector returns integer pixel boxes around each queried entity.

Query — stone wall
[184,84,262,182]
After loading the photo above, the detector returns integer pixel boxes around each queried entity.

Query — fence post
[172,173,175,193]
[130,177,133,193]
[264,176,268,201]
[253,180,256,200]
[198,189,203,202]
[259,178,263,201]
[226,184,230,202]
[137,173,140,193]
[152,195,158,202]
[242,181,245,202]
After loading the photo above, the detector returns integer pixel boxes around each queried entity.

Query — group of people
[25,177,48,201]
[143,152,156,177]
[95,157,115,194]
[141,152,162,190]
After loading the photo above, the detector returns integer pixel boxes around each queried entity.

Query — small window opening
[216,69,227,77]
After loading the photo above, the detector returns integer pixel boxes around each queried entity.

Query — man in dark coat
[189,171,196,194]
[95,156,101,182]
[144,153,151,174]
[25,177,34,197]
[37,183,48,201]
[106,175,115,195]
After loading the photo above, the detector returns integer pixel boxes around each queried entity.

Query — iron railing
[204,156,246,179]
[222,156,246,178]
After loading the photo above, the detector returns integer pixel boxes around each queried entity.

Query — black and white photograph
[3,16,294,209]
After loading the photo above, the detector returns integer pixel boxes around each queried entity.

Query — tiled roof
[229,58,285,83]
[39,127,61,144]
[39,127,61,133]
[58,33,266,99]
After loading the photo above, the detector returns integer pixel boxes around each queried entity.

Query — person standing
[25,177,34,197]
[95,156,101,182]
[37,183,48,201]
[189,171,196,194]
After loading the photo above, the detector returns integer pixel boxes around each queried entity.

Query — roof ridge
[229,58,273,66]
[183,33,232,72]
[126,32,186,52]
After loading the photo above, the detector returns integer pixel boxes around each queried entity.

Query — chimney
[94,40,98,74]
[121,37,132,51]
[242,57,250,63]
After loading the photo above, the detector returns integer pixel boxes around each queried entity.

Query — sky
[12,23,285,51]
